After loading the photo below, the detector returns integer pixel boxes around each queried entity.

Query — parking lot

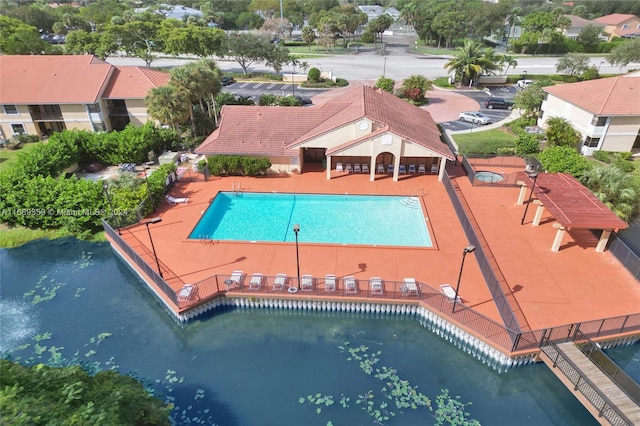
[222,81,330,104]
[441,84,520,131]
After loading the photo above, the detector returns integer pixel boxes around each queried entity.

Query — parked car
[458,111,492,125]
[485,98,514,110]
[221,76,236,86]
[516,79,534,89]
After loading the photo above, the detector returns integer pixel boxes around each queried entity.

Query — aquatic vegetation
[23,275,66,305]
[73,251,93,271]
[300,341,479,425]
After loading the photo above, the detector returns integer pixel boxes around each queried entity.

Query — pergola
[516,172,628,252]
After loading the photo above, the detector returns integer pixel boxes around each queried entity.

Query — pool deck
[112,161,640,335]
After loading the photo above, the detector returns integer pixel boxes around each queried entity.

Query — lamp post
[102,182,120,235]
[383,57,387,78]
[145,217,163,278]
[452,245,476,313]
[293,224,300,289]
[291,62,296,98]
[597,61,605,73]
[520,171,539,225]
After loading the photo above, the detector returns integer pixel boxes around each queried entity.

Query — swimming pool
[475,171,505,183]
[189,192,432,247]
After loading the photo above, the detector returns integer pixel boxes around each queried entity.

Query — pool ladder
[231,181,242,196]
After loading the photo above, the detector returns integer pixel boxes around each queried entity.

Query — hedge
[207,155,271,176]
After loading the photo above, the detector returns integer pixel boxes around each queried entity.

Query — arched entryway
[375,152,395,176]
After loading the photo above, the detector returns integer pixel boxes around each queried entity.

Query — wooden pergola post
[596,229,612,253]
[551,223,566,252]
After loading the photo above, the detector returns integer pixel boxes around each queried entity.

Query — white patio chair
[370,277,384,296]
[353,164,362,173]
[440,284,461,303]
[324,274,337,293]
[301,274,314,292]
[336,162,344,172]
[272,273,288,291]
[362,164,370,174]
[377,164,384,174]
[345,276,358,295]
[418,164,426,174]
[346,163,353,173]
[166,194,189,204]
[249,273,263,291]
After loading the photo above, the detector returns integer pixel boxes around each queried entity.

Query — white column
[516,181,527,205]
[326,155,332,180]
[436,159,444,182]
[532,201,544,227]
[551,224,566,252]
[369,158,375,182]
[393,156,399,181]
[596,229,612,253]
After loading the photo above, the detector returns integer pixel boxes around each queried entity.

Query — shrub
[515,133,540,156]
[259,94,278,105]
[592,150,612,163]
[374,77,395,93]
[278,95,302,106]
[207,155,271,176]
[360,31,375,43]
[308,67,321,82]
[538,146,590,177]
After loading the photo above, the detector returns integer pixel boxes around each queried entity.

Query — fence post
[619,315,629,334]
[511,333,521,352]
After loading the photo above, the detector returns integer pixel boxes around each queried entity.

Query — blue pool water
[475,171,505,183]
[189,192,432,247]
[0,239,600,425]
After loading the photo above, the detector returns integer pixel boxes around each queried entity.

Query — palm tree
[145,85,189,133]
[500,54,518,75]
[444,40,496,86]
[580,165,637,222]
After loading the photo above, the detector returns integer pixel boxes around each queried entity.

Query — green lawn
[0,142,41,167]
[452,129,517,155]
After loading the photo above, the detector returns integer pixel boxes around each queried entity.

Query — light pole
[145,217,163,278]
[291,62,296,98]
[520,171,539,225]
[102,182,120,235]
[383,57,387,78]
[452,245,476,313]
[597,61,605,73]
[293,224,300,289]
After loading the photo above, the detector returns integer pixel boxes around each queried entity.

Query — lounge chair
[177,284,199,303]
[166,194,189,204]
[324,274,337,293]
[301,274,314,292]
[272,273,288,292]
[370,277,384,296]
[249,273,263,291]
[431,163,439,174]
[387,164,394,175]
[399,164,406,175]
[409,164,416,175]
[440,284,461,303]
[353,164,361,173]
[402,278,418,296]
[418,164,426,175]
[226,270,243,290]
[336,163,344,172]
[346,163,353,173]
[362,164,369,174]
[377,164,384,174]
[345,276,358,295]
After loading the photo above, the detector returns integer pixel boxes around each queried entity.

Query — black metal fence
[443,169,527,333]
[102,219,178,305]
[575,330,640,406]
[608,233,640,280]
[541,341,635,426]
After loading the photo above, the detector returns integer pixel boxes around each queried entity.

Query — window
[87,103,101,113]
[591,116,608,126]
[11,124,26,134]
[3,105,18,115]
[584,136,600,148]
[622,24,629,30]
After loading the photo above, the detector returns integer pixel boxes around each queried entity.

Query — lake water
[1,238,631,425]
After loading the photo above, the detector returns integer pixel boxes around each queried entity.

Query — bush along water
[299,341,480,425]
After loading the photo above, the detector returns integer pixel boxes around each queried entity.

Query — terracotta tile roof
[102,67,170,99]
[594,13,638,25]
[196,85,452,160]
[0,55,113,104]
[543,74,640,116]
[565,14,602,28]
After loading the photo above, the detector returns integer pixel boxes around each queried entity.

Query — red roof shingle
[544,74,640,116]
[102,67,170,99]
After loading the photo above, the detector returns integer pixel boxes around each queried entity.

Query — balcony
[107,106,129,116]
[30,111,63,121]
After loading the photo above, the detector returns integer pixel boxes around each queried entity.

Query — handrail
[574,330,640,406]
[540,341,634,426]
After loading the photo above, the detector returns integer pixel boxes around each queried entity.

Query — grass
[452,129,517,155]
[0,143,41,167]
[0,224,106,248]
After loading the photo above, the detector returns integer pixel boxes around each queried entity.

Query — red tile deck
[113,163,640,336]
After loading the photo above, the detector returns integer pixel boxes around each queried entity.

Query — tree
[6,5,58,34]
[576,24,602,50]
[0,359,171,425]
[500,54,518,75]
[555,53,590,76]
[225,32,270,74]
[514,84,547,120]
[399,74,432,104]
[374,77,395,93]
[261,17,292,40]
[444,40,497,86]
[0,16,54,55]
[545,117,581,148]
[107,13,164,68]
[161,24,225,58]
[145,85,190,132]
[64,29,118,60]
[367,14,394,45]
[538,145,590,177]
[580,164,637,222]
[302,26,315,52]
[608,38,640,67]
[432,10,465,49]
